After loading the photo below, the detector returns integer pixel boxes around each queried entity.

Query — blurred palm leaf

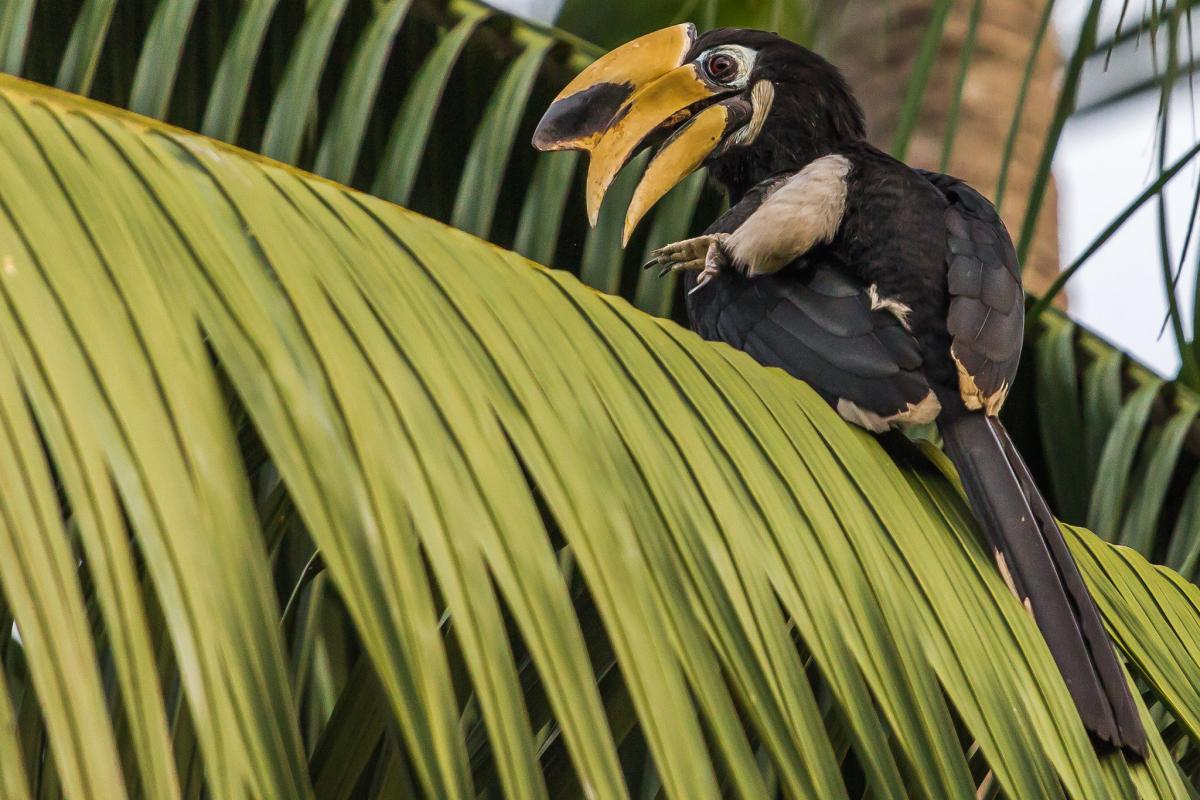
[554,0,825,50]
[8,71,1200,800]
[1022,314,1200,583]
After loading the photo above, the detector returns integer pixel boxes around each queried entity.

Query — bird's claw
[689,264,721,295]
[643,234,731,293]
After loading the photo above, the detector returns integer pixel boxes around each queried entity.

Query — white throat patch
[731,80,775,148]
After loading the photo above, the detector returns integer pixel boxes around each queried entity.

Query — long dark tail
[938,411,1147,759]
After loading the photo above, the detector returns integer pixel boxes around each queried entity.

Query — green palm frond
[5,72,1200,800]
[2,0,685,305]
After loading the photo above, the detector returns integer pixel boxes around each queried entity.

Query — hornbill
[533,24,1148,758]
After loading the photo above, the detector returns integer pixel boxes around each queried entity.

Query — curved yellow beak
[533,24,738,243]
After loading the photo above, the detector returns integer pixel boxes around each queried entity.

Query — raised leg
[642,234,730,294]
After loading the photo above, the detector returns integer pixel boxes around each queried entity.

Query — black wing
[917,169,1024,415]
[686,263,937,430]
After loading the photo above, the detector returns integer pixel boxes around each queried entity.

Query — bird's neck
[710,129,858,202]
[709,94,866,202]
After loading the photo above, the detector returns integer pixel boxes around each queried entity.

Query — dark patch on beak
[528,23,697,154]
[532,82,634,152]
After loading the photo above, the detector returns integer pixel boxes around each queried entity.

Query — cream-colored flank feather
[725,154,852,275]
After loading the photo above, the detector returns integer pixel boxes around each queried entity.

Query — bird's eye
[705,53,740,83]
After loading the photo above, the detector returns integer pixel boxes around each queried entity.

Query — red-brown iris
[705,53,738,83]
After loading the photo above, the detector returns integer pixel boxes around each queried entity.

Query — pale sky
[486,0,556,21]
[493,0,1200,377]
[1055,0,1200,376]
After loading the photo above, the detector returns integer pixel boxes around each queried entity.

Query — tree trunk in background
[832,0,1064,301]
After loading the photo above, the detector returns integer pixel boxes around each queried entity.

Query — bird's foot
[643,234,730,294]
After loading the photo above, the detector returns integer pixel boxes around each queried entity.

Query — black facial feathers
[688,29,867,199]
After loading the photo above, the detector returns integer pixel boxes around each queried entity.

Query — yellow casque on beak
[584,64,716,226]
[533,24,739,241]
[532,24,698,152]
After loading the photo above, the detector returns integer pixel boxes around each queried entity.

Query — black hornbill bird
[533,24,1148,758]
